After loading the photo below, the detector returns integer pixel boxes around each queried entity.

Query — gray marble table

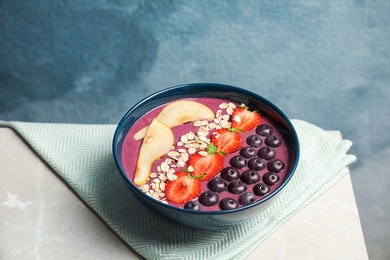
[0,128,368,259]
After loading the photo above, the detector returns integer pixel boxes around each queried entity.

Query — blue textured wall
[1,1,389,258]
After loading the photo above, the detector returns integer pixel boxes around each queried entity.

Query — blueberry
[240,170,260,184]
[240,146,257,158]
[228,180,247,194]
[198,191,219,206]
[230,155,247,169]
[238,192,257,205]
[263,172,280,186]
[267,159,285,173]
[258,146,276,160]
[247,157,266,171]
[220,167,240,181]
[265,135,282,147]
[184,201,201,211]
[256,124,273,136]
[219,198,239,210]
[253,183,270,196]
[246,135,262,147]
[207,177,228,193]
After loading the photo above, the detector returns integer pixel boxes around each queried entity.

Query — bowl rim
[113,83,300,216]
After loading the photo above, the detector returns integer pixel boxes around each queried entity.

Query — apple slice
[134,118,174,186]
[134,100,214,140]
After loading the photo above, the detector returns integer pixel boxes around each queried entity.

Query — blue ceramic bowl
[113,83,300,229]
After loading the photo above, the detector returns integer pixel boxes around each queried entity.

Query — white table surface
[0,127,368,259]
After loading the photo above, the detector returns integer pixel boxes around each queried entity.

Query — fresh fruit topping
[231,105,261,132]
[129,98,291,212]
[258,146,276,160]
[262,172,280,186]
[246,135,262,147]
[220,167,240,182]
[207,177,228,193]
[134,100,215,140]
[198,191,219,206]
[211,128,244,154]
[229,155,247,169]
[238,192,257,205]
[134,118,174,186]
[187,144,224,181]
[184,200,201,211]
[267,159,285,173]
[240,146,257,158]
[247,157,266,171]
[165,171,201,204]
[256,124,273,136]
[265,135,282,147]
[228,180,247,194]
[240,170,260,184]
[219,198,239,210]
[253,183,270,196]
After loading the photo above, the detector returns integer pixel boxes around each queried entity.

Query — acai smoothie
[121,98,291,212]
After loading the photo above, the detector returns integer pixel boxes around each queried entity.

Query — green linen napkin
[0,119,356,260]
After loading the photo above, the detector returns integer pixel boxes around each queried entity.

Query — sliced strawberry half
[211,128,244,154]
[188,144,224,181]
[165,171,201,204]
[231,105,261,132]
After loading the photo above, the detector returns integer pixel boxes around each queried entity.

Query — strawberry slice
[211,128,244,154]
[165,171,201,204]
[231,105,261,132]
[188,144,224,181]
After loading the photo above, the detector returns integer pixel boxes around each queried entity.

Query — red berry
[165,171,201,204]
[211,128,244,155]
[188,145,224,181]
[231,106,261,132]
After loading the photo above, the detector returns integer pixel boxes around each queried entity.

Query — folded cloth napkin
[0,119,356,260]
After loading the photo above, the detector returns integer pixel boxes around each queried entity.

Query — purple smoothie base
[122,98,291,212]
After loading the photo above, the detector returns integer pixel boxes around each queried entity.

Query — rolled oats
[219,102,229,109]
[197,120,210,126]
[167,171,177,181]
[159,174,168,181]
[226,107,234,115]
[187,131,195,140]
[161,161,169,172]
[167,168,175,175]
[222,114,230,121]
[228,102,236,108]
[176,160,186,167]
[141,184,150,192]
[198,135,208,142]
[188,147,196,154]
[198,151,208,157]
[216,109,223,117]
[168,151,180,157]
[180,135,188,143]
[207,122,216,130]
